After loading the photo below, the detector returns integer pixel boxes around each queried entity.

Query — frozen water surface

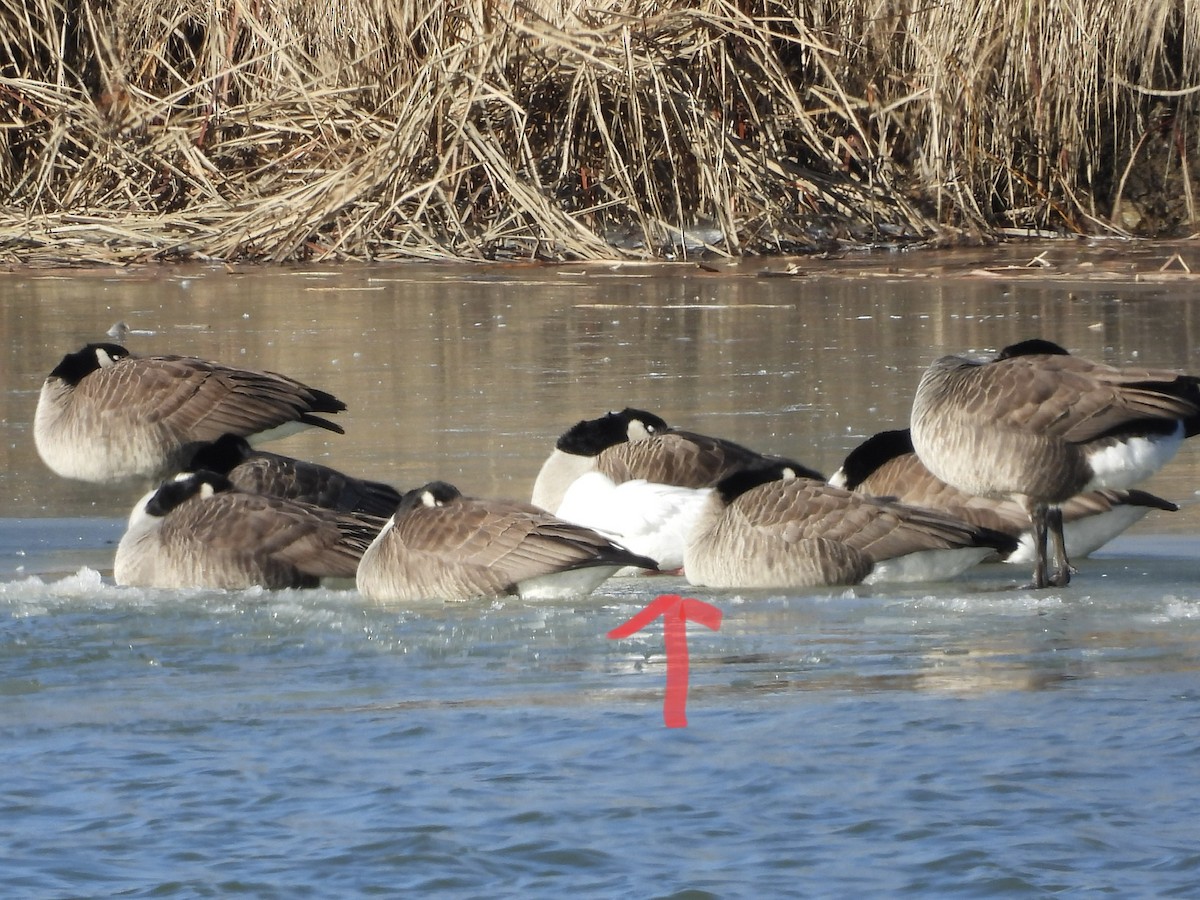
[4,247,1200,895]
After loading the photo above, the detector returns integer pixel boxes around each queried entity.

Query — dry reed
[1,0,1197,265]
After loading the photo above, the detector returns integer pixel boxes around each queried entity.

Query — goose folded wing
[395,501,650,591]
[132,357,345,441]
[233,453,401,516]
[175,492,374,578]
[854,455,1029,534]
[1059,375,1200,443]
[599,431,765,487]
[1062,487,1179,517]
[835,497,1007,560]
[853,452,962,505]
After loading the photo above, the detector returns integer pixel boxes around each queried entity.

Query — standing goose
[910,339,1200,588]
[188,433,403,518]
[35,343,346,484]
[114,470,384,590]
[531,407,813,513]
[684,463,1017,590]
[830,427,1179,564]
[356,481,659,603]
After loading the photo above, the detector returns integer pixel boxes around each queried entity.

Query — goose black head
[144,470,234,517]
[398,481,463,513]
[994,339,1071,361]
[716,461,814,504]
[49,343,132,385]
[555,408,670,455]
[188,434,253,474]
[834,429,914,490]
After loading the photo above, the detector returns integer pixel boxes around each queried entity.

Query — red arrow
[608,593,723,728]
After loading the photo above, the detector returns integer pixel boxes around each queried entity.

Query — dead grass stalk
[1,0,1196,265]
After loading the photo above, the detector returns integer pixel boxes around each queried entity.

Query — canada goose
[356,481,660,603]
[114,470,384,590]
[910,339,1200,587]
[35,343,346,484]
[531,407,815,512]
[684,463,1018,590]
[188,433,402,518]
[830,427,1179,563]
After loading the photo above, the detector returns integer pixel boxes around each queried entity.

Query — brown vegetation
[1,0,1198,265]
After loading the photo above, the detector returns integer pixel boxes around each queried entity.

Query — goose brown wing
[87,355,345,442]
[392,498,654,591]
[231,452,402,517]
[862,479,1180,537]
[833,495,1007,561]
[854,453,1028,535]
[856,453,966,505]
[1059,375,1200,443]
[164,491,377,578]
[766,482,936,549]
[854,452,1178,532]
[961,355,1199,442]
[238,495,382,576]
[1060,487,1179,519]
[690,480,878,587]
[729,479,1009,560]
[598,431,774,487]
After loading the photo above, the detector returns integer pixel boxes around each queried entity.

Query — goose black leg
[1047,506,1072,587]
[1029,503,1049,589]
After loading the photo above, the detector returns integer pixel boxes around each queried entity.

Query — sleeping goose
[114,470,384,590]
[684,463,1018,590]
[188,433,402,518]
[356,481,659,603]
[35,343,346,484]
[829,427,1179,563]
[910,339,1200,588]
[533,408,821,571]
[531,407,813,513]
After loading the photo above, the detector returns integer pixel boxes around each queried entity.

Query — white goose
[554,472,712,572]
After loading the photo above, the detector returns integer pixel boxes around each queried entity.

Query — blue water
[4,525,1200,896]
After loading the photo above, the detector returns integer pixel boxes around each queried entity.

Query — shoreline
[4,1,1197,265]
